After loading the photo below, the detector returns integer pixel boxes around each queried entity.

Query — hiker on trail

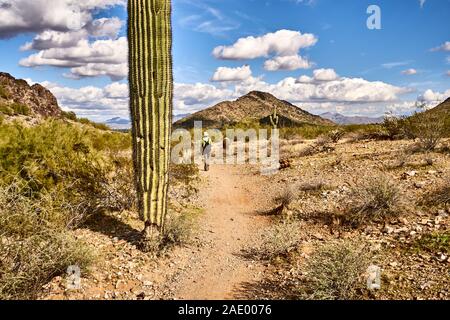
[223,137,230,159]
[202,132,212,171]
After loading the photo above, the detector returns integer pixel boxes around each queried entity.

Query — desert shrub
[0,104,13,115]
[61,110,77,121]
[299,240,372,300]
[406,111,446,151]
[422,177,450,208]
[0,181,92,300]
[341,175,404,227]
[162,211,197,247]
[327,129,345,143]
[415,231,450,255]
[77,117,110,131]
[276,186,296,209]
[10,103,31,116]
[0,120,133,225]
[170,163,200,186]
[0,85,9,99]
[256,221,301,260]
[382,115,411,139]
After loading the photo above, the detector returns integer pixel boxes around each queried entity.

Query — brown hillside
[0,72,61,117]
[174,91,334,128]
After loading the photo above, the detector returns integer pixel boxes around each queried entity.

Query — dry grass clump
[298,240,372,300]
[140,209,200,253]
[255,221,302,260]
[340,175,404,227]
[422,176,450,208]
[297,180,326,193]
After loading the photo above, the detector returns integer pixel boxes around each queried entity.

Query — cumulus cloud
[430,41,450,52]
[212,29,317,71]
[20,37,128,80]
[401,68,418,75]
[264,55,312,71]
[0,0,125,38]
[418,89,450,103]
[313,68,339,81]
[211,65,252,82]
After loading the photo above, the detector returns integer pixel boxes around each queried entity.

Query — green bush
[77,117,110,131]
[61,110,77,121]
[0,104,13,116]
[299,240,372,300]
[10,103,31,116]
[0,85,9,99]
[0,120,133,225]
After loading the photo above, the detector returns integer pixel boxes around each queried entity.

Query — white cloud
[264,55,312,71]
[313,68,339,81]
[401,68,418,75]
[0,0,125,38]
[20,37,128,80]
[430,41,450,52]
[212,30,317,71]
[418,89,450,103]
[381,61,412,69]
[213,29,317,59]
[419,0,426,8]
[211,65,252,82]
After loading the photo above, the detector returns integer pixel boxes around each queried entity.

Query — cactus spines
[270,106,279,129]
[128,0,173,239]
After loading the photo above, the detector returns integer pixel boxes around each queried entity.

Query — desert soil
[41,162,273,300]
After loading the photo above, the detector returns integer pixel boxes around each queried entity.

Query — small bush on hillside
[0,85,10,99]
[10,103,31,116]
[61,110,77,121]
[299,240,372,300]
[382,115,411,139]
[406,111,446,151]
[0,104,13,115]
[341,175,404,227]
[77,117,110,131]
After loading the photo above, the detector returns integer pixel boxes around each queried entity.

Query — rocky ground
[40,137,449,300]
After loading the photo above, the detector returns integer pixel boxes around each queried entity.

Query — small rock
[383,226,394,234]
[414,182,425,189]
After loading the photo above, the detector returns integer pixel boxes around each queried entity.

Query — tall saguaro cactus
[128,0,173,240]
[270,106,279,129]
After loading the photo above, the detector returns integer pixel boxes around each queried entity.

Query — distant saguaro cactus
[270,107,279,129]
[128,0,173,241]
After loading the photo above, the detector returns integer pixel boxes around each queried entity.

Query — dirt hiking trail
[168,164,270,300]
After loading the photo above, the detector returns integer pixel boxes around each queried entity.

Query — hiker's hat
[203,132,209,137]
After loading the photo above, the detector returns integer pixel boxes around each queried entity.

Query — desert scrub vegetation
[140,208,200,254]
[0,103,31,116]
[0,120,134,222]
[415,231,450,255]
[0,180,93,300]
[421,176,450,209]
[407,111,447,151]
[338,175,405,228]
[254,221,302,260]
[0,85,9,99]
[298,240,373,300]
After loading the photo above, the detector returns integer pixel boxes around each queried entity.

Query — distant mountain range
[105,113,193,129]
[320,112,384,125]
[174,91,334,128]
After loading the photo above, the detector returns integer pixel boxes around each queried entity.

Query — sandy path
[171,164,269,300]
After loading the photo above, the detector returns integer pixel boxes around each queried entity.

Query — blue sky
[0,0,448,122]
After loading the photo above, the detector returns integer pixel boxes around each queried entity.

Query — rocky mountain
[0,72,61,117]
[320,112,384,125]
[425,97,450,118]
[174,91,334,128]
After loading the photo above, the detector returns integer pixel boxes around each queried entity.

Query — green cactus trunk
[128,0,173,238]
